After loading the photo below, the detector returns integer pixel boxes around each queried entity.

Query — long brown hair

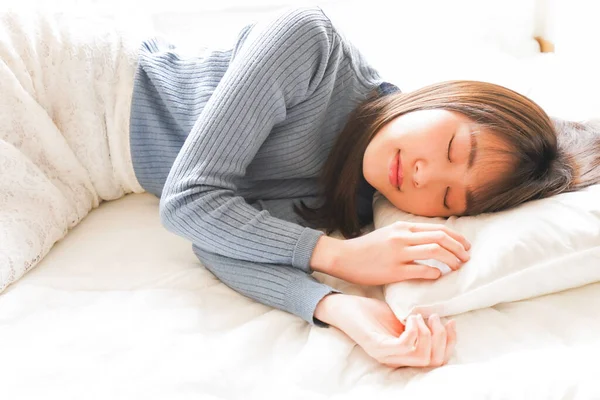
[294,80,600,239]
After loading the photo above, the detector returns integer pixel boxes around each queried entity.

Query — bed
[3,192,600,399]
[2,1,600,399]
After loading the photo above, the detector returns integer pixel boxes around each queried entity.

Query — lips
[389,150,403,190]
[397,151,403,189]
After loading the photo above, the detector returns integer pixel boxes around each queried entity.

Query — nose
[413,160,449,188]
[413,161,425,188]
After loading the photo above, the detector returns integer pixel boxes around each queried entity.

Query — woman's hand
[329,221,471,285]
[315,293,457,368]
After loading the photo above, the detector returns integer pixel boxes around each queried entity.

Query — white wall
[2,0,597,119]
[6,0,540,56]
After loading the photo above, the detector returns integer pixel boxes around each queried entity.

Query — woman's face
[363,109,511,217]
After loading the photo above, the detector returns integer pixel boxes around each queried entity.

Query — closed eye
[443,134,455,210]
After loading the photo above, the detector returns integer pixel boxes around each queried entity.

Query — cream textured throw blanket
[0,11,143,292]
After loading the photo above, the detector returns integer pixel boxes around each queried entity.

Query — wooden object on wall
[535,36,555,53]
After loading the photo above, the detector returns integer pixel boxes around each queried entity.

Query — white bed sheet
[2,193,600,400]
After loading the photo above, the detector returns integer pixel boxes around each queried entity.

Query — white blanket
[0,11,143,292]
[2,193,599,399]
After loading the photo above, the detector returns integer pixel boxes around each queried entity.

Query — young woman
[129,7,600,368]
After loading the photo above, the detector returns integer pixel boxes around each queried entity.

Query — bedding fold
[0,11,144,292]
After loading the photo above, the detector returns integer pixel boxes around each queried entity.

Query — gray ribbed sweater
[129,7,383,326]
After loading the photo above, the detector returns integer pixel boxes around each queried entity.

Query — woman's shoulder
[244,6,335,47]
[271,6,333,29]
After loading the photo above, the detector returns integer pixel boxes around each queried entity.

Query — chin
[388,199,407,213]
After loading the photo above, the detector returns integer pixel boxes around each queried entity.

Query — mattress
[2,193,599,399]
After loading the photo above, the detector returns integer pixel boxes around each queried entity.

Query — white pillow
[372,185,600,321]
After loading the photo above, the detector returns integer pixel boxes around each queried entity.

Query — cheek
[362,143,378,175]
[365,133,384,158]
[365,135,388,167]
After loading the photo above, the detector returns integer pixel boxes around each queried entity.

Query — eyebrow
[467,131,478,170]
[462,128,479,213]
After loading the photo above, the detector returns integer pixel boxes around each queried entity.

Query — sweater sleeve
[192,244,340,326]
[159,7,334,274]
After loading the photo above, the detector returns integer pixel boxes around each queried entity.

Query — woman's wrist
[314,292,348,327]
[310,235,345,276]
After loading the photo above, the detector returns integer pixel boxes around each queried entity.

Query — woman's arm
[160,7,336,274]
[248,197,343,275]
[192,244,339,326]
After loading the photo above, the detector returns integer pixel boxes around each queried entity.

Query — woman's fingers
[381,314,456,368]
[405,230,470,263]
[427,314,447,367]
[443,319,457,365]
[379,315,421,368]
[401,243,464,271]
[376,315,419,366]
[398,315,419,348]
[413,314,432,366]
[395,263,442,281]
[404,222,471,251]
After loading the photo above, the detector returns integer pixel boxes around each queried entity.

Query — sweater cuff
[286,274,341,327]
[292,227,325,273]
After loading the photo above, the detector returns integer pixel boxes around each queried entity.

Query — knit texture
[129,7,382,325]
